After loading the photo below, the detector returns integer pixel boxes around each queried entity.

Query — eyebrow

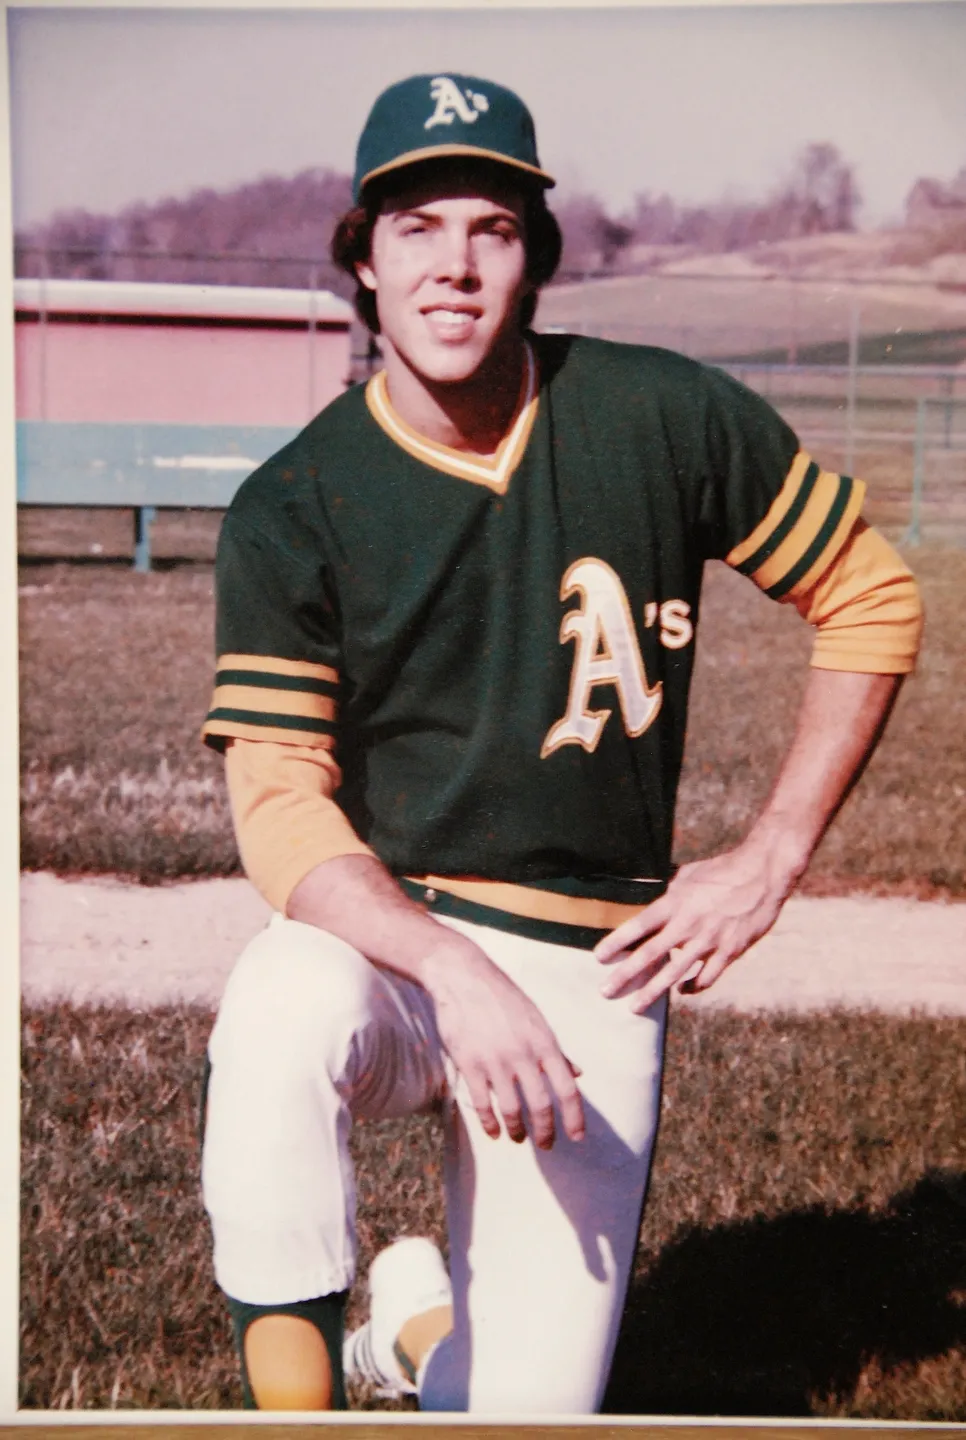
[390,207,522,227]
[391,208,443,225]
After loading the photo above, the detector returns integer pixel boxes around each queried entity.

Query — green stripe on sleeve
[765,475,854,600]
[215,668,339,697]
[204,707,338,736]
[734,461,820,577]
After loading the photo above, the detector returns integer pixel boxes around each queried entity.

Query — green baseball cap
[353,73,555,202]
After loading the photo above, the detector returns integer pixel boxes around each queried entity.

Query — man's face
[356,168,532,389]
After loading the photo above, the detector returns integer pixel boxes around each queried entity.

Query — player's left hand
[594,842,797,1013]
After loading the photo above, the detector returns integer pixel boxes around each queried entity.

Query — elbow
[810,572,924,675]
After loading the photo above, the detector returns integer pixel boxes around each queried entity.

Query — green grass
[19,1004,966,1415]
[18,539,966,894]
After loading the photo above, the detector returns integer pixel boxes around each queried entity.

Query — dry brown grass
[19,1003,966,1415]
[18,507,223,563]
[675,545,966,895]
[19,537,965,894]
[19,563,235,878]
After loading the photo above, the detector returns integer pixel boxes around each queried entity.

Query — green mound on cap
[353,73,555,202]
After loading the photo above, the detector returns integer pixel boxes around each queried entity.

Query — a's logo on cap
[424,76,490,131]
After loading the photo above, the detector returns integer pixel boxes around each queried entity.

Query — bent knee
[211,918,382,1070]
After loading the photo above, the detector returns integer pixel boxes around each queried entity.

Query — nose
[435,225,479,290]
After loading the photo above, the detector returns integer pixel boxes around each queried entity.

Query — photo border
[4,0,964,1433]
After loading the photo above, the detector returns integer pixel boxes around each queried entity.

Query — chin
[409,343,492,388]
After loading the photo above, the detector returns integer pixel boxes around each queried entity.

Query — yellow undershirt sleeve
[225,737,375,915]
[790,519,924,673]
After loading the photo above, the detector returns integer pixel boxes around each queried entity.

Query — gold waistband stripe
[406,874,649,931]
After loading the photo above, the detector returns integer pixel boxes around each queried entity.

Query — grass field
[19,1003,966,1415]
[17,460,966,1418]
[18,537,966,894]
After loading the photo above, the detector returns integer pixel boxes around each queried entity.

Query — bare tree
[783,142,860,235]
[14,168,354,292]
[553,191,633,276]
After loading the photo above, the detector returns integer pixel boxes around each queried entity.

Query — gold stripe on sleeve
[217,653,340,685]
[780,478,865,601]
[210,684,337,724]
[746,471,864,596]
[726,451,813,570]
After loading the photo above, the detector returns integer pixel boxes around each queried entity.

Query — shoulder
[224,382,371,535]
[533,331,735,406]
[531,331,797,483]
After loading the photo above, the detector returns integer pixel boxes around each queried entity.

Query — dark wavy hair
[331,162,562,335]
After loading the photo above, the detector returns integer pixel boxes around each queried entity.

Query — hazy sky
[7,2,966,231]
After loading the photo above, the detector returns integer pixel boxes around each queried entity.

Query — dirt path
[19,871,966,1014]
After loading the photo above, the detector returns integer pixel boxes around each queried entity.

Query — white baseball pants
[201,911,666,1414]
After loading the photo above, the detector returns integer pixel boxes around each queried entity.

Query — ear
[356,261,377,292]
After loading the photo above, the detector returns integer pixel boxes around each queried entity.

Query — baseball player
[199,73,922,1413]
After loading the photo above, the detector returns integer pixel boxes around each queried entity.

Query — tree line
[13,143,965,295]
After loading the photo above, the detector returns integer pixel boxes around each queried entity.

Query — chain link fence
[539,271,966,545]
[902,397,966,546]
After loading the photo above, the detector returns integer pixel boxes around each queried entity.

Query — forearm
[287,853,472,990]
[740,667,902,892]
[595,667,905,1008]
[288,852,586,1148]
[750,520,919,885]
[226,736,478,988]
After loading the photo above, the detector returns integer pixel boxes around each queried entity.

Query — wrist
[416,930,490,998]
[740,818,813,895]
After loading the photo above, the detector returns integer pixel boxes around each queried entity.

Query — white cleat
[343,1236,452,1399]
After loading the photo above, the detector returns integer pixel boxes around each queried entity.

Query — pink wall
[15,321,352,425]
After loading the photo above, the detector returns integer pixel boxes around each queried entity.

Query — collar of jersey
[365,340,538,494]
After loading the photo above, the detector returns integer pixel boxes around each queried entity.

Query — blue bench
[16,420,298,571]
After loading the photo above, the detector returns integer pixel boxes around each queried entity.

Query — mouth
[421,305,484,342]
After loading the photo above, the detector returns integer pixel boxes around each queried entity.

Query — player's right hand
[419,937,585,1151]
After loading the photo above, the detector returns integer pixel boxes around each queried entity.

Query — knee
[211,918,380,1075]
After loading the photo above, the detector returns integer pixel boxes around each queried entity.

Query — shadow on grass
[604,1169,966,1416]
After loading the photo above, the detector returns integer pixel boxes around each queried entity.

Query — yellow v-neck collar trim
[365,342,538,494]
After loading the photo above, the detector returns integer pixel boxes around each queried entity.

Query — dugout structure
[15,278,355,569]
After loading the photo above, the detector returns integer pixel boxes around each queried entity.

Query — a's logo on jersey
[644,596,694,650]
[541,559,663,758]
[424,76,490,130]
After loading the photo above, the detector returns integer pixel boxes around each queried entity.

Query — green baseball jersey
[203,333,863,901]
